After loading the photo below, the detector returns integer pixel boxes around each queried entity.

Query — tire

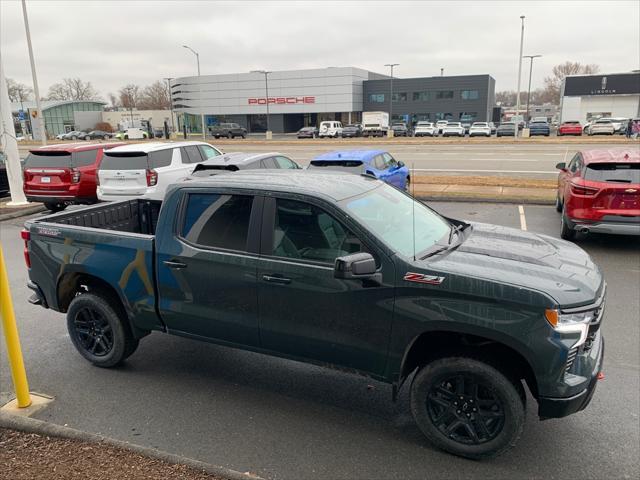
[103,135,109,140]
[124,135,129,140]
[227,132,233,139]
[84,136,91,140]
[44,202,67,213]
[71,136,77,140]
[242,134,246,139]
[411,357,525,460]
[405,176,411,192]
[560,207,576,240]
[555,193,563,213]
[66,292,139,368]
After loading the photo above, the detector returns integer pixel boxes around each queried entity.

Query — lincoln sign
[248,96,315,105]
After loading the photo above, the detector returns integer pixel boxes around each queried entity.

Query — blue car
[528,120,551,136]
[309,149,411,190]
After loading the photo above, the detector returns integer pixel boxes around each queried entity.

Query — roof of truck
[173,169,382,201]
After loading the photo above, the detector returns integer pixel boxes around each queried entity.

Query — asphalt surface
[17,140,634,179]
[1,203,639,479]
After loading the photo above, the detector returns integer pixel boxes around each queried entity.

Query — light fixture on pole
[514,15,525,138]
[384,63,399,135]
[21,0,45,146]
[251,70,272,139]
[523,54,542,123]
[183,45,206,140]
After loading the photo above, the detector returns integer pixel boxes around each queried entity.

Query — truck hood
[425,222,603,307]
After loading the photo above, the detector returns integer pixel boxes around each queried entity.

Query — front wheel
[555,192,563,213]
[67,292,139,368]
[560,208,576,240]
[411,357,525,459]
[44,202,67,213]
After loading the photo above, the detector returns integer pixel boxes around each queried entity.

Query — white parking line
[518,205,528,231]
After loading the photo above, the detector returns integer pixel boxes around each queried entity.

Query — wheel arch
[396,330,538,401]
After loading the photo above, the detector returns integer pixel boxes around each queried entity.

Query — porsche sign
[248,96,315,105]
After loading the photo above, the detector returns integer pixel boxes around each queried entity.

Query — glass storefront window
[435,113,453,120]
[461,90,479,100]
[459,112,478,122]
[368,93,385,103]
[411,113,431,123]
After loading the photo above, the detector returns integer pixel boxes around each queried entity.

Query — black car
[390,123,409,137]
[341,124,362,138]
[83,130,113,140]
[190,152,301,177]
[209,123,247,139]
[297,127,318,139]
[0,151,9,196]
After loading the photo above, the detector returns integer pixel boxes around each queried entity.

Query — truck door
[156,190,263,347]
[256,196,395,376]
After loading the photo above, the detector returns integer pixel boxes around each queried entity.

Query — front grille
[565,348,578,373]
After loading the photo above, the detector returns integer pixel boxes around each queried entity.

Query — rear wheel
[71,136,77,140]
[411,357,525,460]
[560,207,576,240]
[44,202,67,213]
[555,193,563,213]
[66,292,139,368]
[124,135,129,140]
[227,132,233,139]
[103,135,110,140]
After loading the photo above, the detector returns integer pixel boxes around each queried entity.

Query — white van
[318,121,343,138]
[97,141,222,201]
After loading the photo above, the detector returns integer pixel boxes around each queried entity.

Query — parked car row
[55,130,114,141]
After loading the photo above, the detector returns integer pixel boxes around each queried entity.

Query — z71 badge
[403,272,445,285]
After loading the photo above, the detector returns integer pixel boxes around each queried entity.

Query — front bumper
[538,336,604,419]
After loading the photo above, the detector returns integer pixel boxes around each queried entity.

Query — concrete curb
[415,195,554,205]
[0,205,46,222]
[0,412,263,480]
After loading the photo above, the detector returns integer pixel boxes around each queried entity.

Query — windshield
[342,185,451,258]
[416,122,432,127]
[24,152,72,167]
[101,152,149,170]
[472,123,487,127]
[584,163,640,183]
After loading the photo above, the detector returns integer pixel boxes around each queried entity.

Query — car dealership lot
[1,202,638,480]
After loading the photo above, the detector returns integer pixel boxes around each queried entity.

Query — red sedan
[557,121,583,136]
[556,148,640,239]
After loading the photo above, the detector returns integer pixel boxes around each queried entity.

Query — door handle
[262,274,291,285]
[163,260,187,269]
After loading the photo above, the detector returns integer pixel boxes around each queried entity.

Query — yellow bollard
[0,244,32,408]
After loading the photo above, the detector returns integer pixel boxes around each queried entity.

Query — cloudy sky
[1,0,638,99]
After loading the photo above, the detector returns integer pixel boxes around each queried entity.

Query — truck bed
[42,199,161,235]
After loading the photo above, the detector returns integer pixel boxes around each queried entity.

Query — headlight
[545,308,597,347]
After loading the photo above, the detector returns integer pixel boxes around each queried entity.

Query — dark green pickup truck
[23,171,605,459]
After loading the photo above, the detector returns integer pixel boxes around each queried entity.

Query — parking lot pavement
[1,204,639,480]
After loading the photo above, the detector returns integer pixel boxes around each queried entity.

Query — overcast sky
[1,0,638,100]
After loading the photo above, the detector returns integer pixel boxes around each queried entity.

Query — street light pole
[183,45,206,140]
[384,63,399,134]
[251,70,271,138]
[523,54,542,123]
[21,0,45,146]
[164,77,175,135]
[514,15,525,138]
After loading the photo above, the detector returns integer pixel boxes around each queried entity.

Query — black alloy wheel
[426,375,505,445]
[71,307,114,357]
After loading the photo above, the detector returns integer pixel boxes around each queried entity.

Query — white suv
[469,122,491,137]
[413,122,437,137]
[318,121,343,138]
[441,122,465,137]
[97,141,222,201]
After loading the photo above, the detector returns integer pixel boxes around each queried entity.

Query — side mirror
[556,162,567,171]
[334,252,379,281]
[397,161,405,168]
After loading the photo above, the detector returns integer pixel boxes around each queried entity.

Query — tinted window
[584,163,640,183]
[382,153,396,167]
[71,150,98,167]
[149,149,173,168]
[413,91,431,101]
[461,90,479,100]
[261,157,278,169]
[101,153,148,170]
[181,194,253,251]
[182,146,203,164]
[373,155,386,170]
[25,152,72,167]
[199,145,220,160]
[274,156,298,169]
[568,154,580,173]
[436,91,454,99]
[271,199,365,264]
[368,93,385,103]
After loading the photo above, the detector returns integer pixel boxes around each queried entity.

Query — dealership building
[171,67,496,133]
[559,71,640,123]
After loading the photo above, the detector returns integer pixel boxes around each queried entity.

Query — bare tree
[119,84,140,110]
[495,90,517,106]
[107,92,119,109]
[46,78,100,101]
[6,78,33,103]
[137,81,170,110]
[543,62,600,104]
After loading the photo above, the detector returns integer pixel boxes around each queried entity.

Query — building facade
[10,100,106,139]
[362,74,496,125]
[560,72,640,122]
[102,109,178,133]
[172,67,387,134]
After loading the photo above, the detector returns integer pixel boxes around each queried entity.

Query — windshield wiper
[448,223,465,243]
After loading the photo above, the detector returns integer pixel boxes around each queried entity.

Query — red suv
[23,143,124,212]
[556,148,640,239]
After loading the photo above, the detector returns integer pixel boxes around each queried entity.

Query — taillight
[21,229,31,268]
[71,168,81,183]
[146,169,158,187]
[570,182,599,196]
